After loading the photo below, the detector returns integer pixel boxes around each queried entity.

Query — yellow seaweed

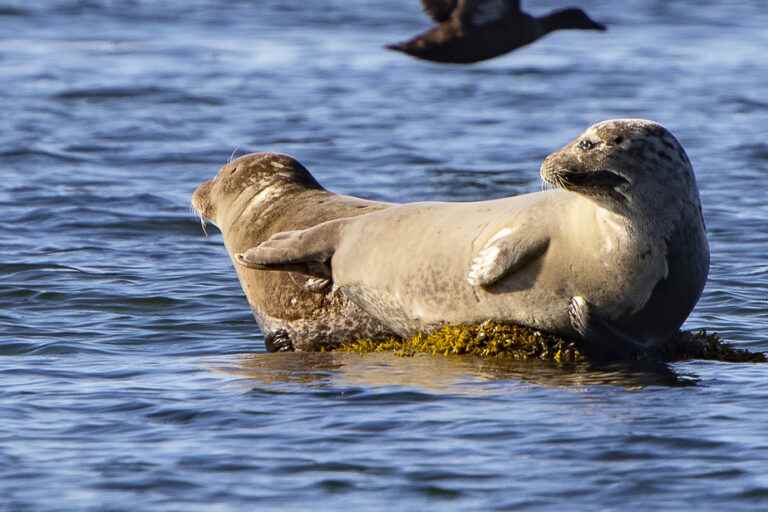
[336,321,765,364]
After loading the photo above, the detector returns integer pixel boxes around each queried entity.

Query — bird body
[388,0,606,63]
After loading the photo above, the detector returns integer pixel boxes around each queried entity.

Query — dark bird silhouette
[387,0,606,64]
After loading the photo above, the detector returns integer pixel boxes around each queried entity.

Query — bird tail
[384,42,406,52]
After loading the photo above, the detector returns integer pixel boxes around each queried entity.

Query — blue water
[1,1,767,510]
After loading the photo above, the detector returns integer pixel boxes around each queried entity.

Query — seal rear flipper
[467,226,549,287]
[236,218,348,275]
[568,296,646,360]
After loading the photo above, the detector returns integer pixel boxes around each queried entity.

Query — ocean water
[1,1,767,510]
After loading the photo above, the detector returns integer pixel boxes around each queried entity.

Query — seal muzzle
[540,144,628,193]
[191,180,215,222]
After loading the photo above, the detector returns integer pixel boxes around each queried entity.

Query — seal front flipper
[467,226,549,287]
[236,218,348,274]
[568,296,646,360]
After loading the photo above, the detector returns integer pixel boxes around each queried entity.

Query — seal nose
[539,153,556,184]
[191,180,215,222]
[539,148,571,185]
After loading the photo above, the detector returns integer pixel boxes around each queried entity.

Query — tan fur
[240,120,709,348]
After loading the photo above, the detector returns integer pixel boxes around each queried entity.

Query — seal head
[193,153,322,234]
[541,119,701,220]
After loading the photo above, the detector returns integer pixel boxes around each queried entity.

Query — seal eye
[578,139,595,151]
[613,136,624,145]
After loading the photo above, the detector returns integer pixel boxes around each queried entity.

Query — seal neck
[586,188,690,252]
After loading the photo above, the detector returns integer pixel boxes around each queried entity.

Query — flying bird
[387,0,606,64]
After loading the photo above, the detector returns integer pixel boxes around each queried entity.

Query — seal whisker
[228,145,241,164]
[189,203,209,237]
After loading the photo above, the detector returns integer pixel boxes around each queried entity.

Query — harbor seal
[238,120,709,358]
[191,153,396,352]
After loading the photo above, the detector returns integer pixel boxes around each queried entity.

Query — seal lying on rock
[192,153,396,352]
[238,120,710,358]
[387,0,606,64]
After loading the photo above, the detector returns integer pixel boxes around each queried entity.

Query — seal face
[386,0,606,64]
[191,153,396,352]
[541,119,700,217]
[238,120,709,356]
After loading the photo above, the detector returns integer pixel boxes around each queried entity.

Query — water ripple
[1,1,767,510]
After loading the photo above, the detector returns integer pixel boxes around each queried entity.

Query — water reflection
[221,352,697,391]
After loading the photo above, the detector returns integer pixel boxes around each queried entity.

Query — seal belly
[333,194,573,336]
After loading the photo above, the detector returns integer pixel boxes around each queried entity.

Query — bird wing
[420,0,458,23]
[456,0,520,27]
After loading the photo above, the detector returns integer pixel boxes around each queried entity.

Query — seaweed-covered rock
[335,322,765,364]
[657,330,766,363]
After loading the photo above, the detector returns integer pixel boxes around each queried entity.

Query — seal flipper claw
[265,329,294,352]
[302,262,332,292]
[568,296,592,337]
[304,276,332,292]
[568,296,646,360]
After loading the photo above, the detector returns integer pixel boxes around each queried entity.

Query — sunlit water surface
[1,1,767,510]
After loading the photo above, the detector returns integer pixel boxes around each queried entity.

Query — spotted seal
[191,153,396,352]
[238,120,709,358]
